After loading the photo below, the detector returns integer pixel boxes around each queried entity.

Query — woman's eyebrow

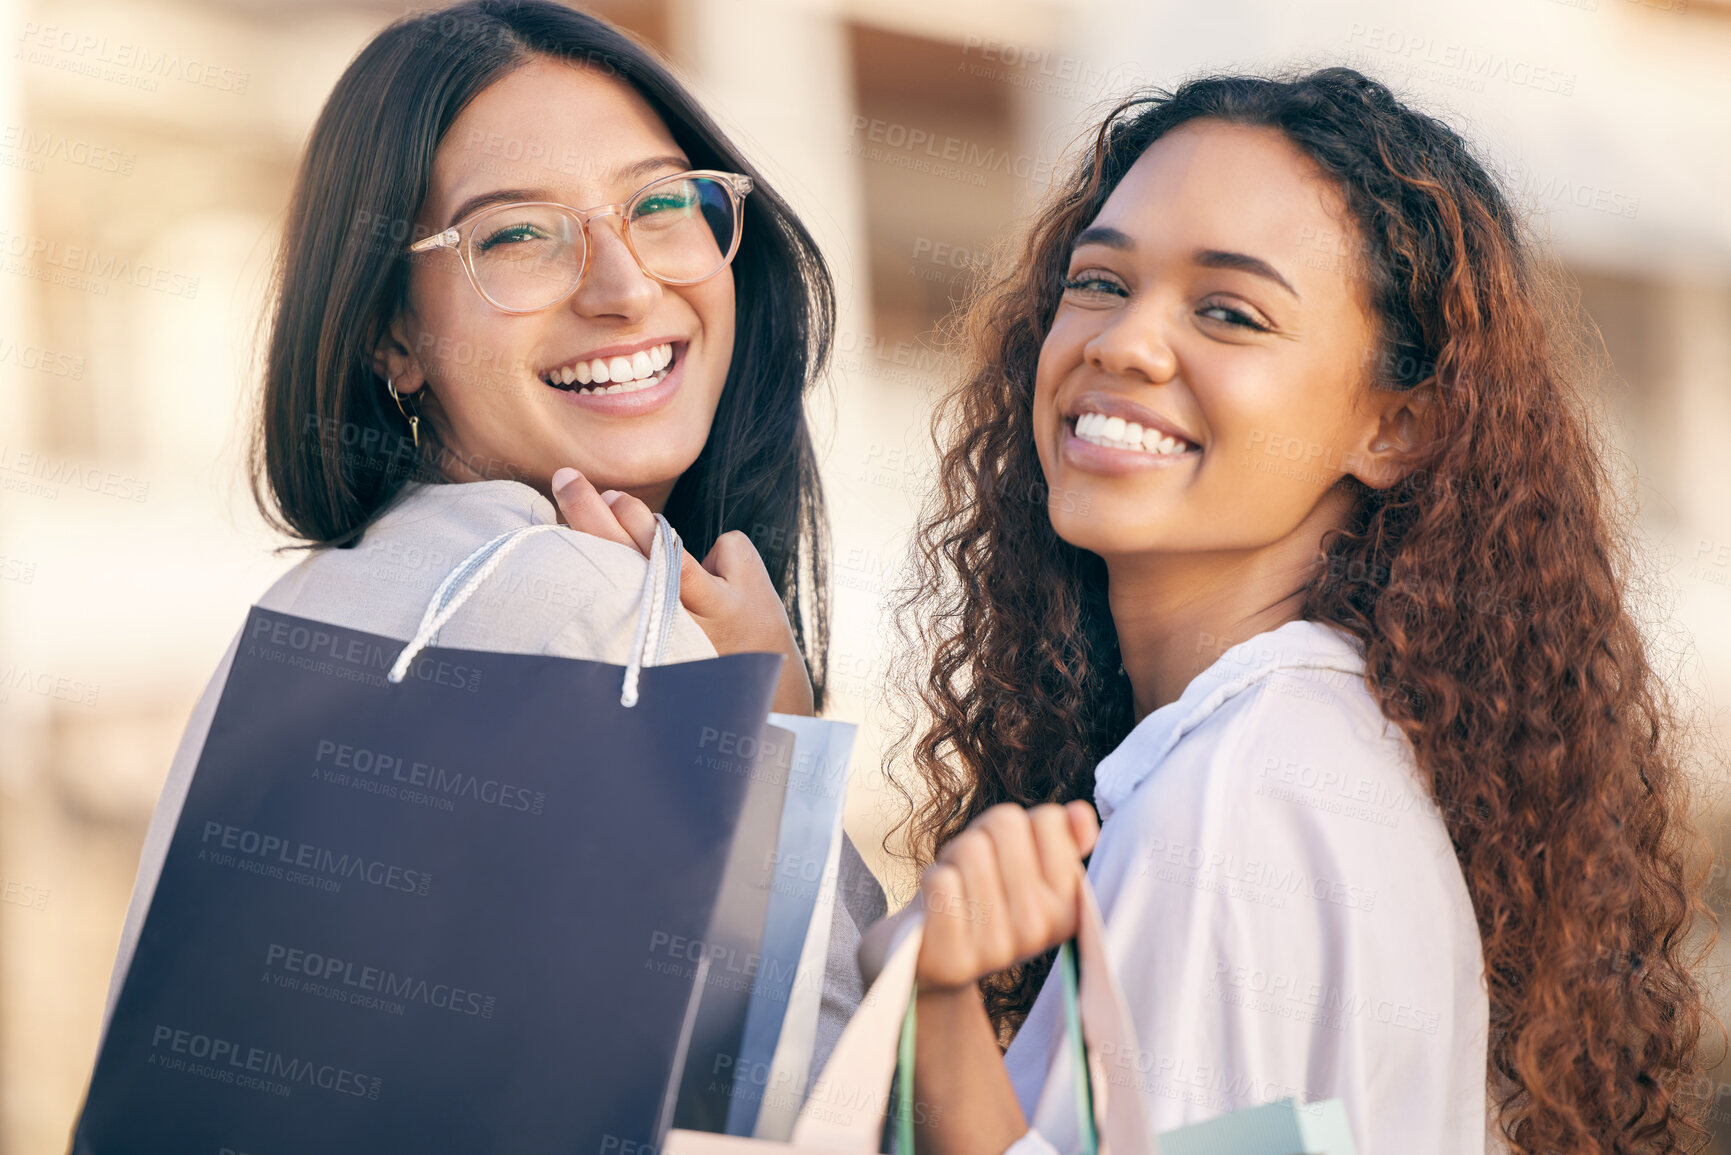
[617,153,691,182]
[1194,248,1299,299]
[1073,225,1133,251]
[447,188,544,227]
[442,155,692,227]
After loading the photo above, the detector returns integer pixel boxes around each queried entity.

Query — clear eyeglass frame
[404,168,754,315]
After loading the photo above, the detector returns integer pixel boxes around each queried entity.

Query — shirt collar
[1093,619,1367,821]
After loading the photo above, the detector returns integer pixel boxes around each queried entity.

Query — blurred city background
[0,0,1728,1148]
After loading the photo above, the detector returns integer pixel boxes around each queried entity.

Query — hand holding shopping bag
[555,470,815,717]
[664,869,1149,1155]
[667,867,1358,1155]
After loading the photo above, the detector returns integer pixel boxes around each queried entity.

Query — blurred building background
[0,0,1728,1148]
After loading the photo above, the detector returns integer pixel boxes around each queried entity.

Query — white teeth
[1072,410,1194,455]
[543,343,675,394]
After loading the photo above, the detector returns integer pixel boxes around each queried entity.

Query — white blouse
[1003,620,1492,1154]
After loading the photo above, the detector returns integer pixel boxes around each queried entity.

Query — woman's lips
[541,341,676,392]
[1063,390,1199,448]
[547,349,684,416]
[1072,411,1196,455]
[1058,417,1200,475]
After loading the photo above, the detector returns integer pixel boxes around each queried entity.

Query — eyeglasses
[406,169,753,314]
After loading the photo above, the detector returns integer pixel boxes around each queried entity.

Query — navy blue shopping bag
[74,520,785,1155]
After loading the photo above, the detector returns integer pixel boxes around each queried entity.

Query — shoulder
[1092,621,1467,930]
[1106,650,1443,875]
[1096,621,1406,819]
[1207,645,1416,811]
[257,481,715,663]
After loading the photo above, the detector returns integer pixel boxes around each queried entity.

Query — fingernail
[600,490,623,507]
[550,467,580,495]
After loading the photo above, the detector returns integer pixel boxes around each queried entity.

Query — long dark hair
[893,68,1712,1152]
[253,0,832,705]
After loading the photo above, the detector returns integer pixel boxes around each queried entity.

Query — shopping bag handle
[1069,876,1155,1154]
[620,514,683,706]
[810,875,1152,1153]
[386,515,684,707]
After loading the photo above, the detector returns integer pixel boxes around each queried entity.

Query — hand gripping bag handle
[385,516,684,707]
[801,875,1150,1151]
[664,872,1153,1153]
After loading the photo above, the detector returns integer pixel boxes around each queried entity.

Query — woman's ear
[370,313,427,396]
[1349,382,1436,490]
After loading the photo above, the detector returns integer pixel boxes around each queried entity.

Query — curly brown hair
[890,68,1716,1153]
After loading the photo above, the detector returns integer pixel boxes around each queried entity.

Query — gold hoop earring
[387,377,420,450]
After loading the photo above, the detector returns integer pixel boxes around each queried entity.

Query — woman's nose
[568,216,659,322]
[1086,311,1178,384]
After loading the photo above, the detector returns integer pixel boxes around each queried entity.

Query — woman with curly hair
[892,69,1712,1153]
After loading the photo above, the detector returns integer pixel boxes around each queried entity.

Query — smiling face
[1033,119,1412,567]
[377,57,735,508]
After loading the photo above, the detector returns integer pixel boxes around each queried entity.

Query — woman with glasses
[101,0,885,1107]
